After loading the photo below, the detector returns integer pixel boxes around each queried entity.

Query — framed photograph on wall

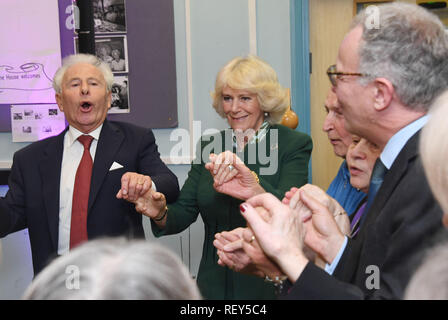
[74,35,129,73]
[108,75,130,114]
[92,0,127,34]
[95,36,129,73]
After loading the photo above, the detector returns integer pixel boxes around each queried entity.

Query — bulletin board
[0,0,178,132]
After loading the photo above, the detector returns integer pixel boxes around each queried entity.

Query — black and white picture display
[95,36,129,73]
[92,0,126,34]
[75,35,129,73]
[108,75,129,114]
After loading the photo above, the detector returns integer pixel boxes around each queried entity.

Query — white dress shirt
[57,124,156,255]
[58,125,102,255]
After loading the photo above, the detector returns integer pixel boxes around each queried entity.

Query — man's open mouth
[80,102,92,110]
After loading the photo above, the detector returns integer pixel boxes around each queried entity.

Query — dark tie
[70,135,94,249]
[361,158,388,226]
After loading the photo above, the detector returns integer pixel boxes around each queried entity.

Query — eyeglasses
[326,64,365,87]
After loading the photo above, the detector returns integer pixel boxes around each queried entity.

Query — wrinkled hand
[284,184,350,236]
[116,172,166,220]
[214,207,283,279]
[242,193,309,282]
[293,189,346,265]
[116,172,152,202]
[205,151,264,200]
[214,228,264,278]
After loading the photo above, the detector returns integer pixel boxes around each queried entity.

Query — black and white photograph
[13,113,23,120]
[91,0,126,34]
[108,75,130,114]
[48,108,58,116]
[75,35,129,73]
[22,126,32,134]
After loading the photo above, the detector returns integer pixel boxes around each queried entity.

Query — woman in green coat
[134,55,312,299]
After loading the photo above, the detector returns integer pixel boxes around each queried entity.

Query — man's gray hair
[52,53,114,94]
[22,238,202,300]
[352,2,448,111]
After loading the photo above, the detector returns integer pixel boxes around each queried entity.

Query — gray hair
[22,238,202,300]
[352,2,448,111]
[405,239,448,299]
[52,53,114,94]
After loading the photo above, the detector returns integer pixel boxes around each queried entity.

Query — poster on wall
[0,0,61,104]
[10,104,66,142]
[74,36,129,73]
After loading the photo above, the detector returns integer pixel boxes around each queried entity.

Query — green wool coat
[152,124,312,299]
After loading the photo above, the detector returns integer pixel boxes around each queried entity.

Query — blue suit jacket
[0,120,179,275]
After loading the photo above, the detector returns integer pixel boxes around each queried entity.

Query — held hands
[116,172,152,202]
[284,184,350,236]
[214,228,265,278]
[285,186,347,265]
[213,207,285,279]
[240,194,309,283]
[116,172,167,222]
[205,151,264,200]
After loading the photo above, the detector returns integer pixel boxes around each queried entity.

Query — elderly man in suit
[0,54,179,275]
[230,2,448,299]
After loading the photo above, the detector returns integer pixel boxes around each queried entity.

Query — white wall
[0,0,293,298]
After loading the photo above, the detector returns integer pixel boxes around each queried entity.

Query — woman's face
[221,85,264,132]
[346,135,381,193]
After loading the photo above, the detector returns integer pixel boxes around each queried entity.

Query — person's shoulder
[106,120,153,136]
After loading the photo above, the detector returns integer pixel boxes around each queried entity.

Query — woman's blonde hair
[211,55,289,124]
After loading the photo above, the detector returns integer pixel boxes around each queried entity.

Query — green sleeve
[151,160,203,237]
[259,130,312,200]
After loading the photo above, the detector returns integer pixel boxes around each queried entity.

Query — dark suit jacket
[0,120,179,275]
[283,130,444,300]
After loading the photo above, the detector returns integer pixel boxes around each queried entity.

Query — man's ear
[106,91,112,110]
[55,93,64,112]
[372,78,394,111]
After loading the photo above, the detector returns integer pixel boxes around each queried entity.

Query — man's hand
[116,172,167,222]
[242,193,309,283]
[297,190,346,265]
[116,172,152,202]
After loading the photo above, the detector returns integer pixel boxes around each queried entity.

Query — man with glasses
[238,2,448,299]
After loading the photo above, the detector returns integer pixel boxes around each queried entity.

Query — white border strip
[248,0,257,55]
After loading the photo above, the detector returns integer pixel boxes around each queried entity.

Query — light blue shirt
[325,115,429,275]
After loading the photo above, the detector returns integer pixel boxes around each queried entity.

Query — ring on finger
[249,235,255,243]
[228,164,234,171]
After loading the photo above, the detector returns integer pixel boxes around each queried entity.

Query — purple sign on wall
[0,0,178,132]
